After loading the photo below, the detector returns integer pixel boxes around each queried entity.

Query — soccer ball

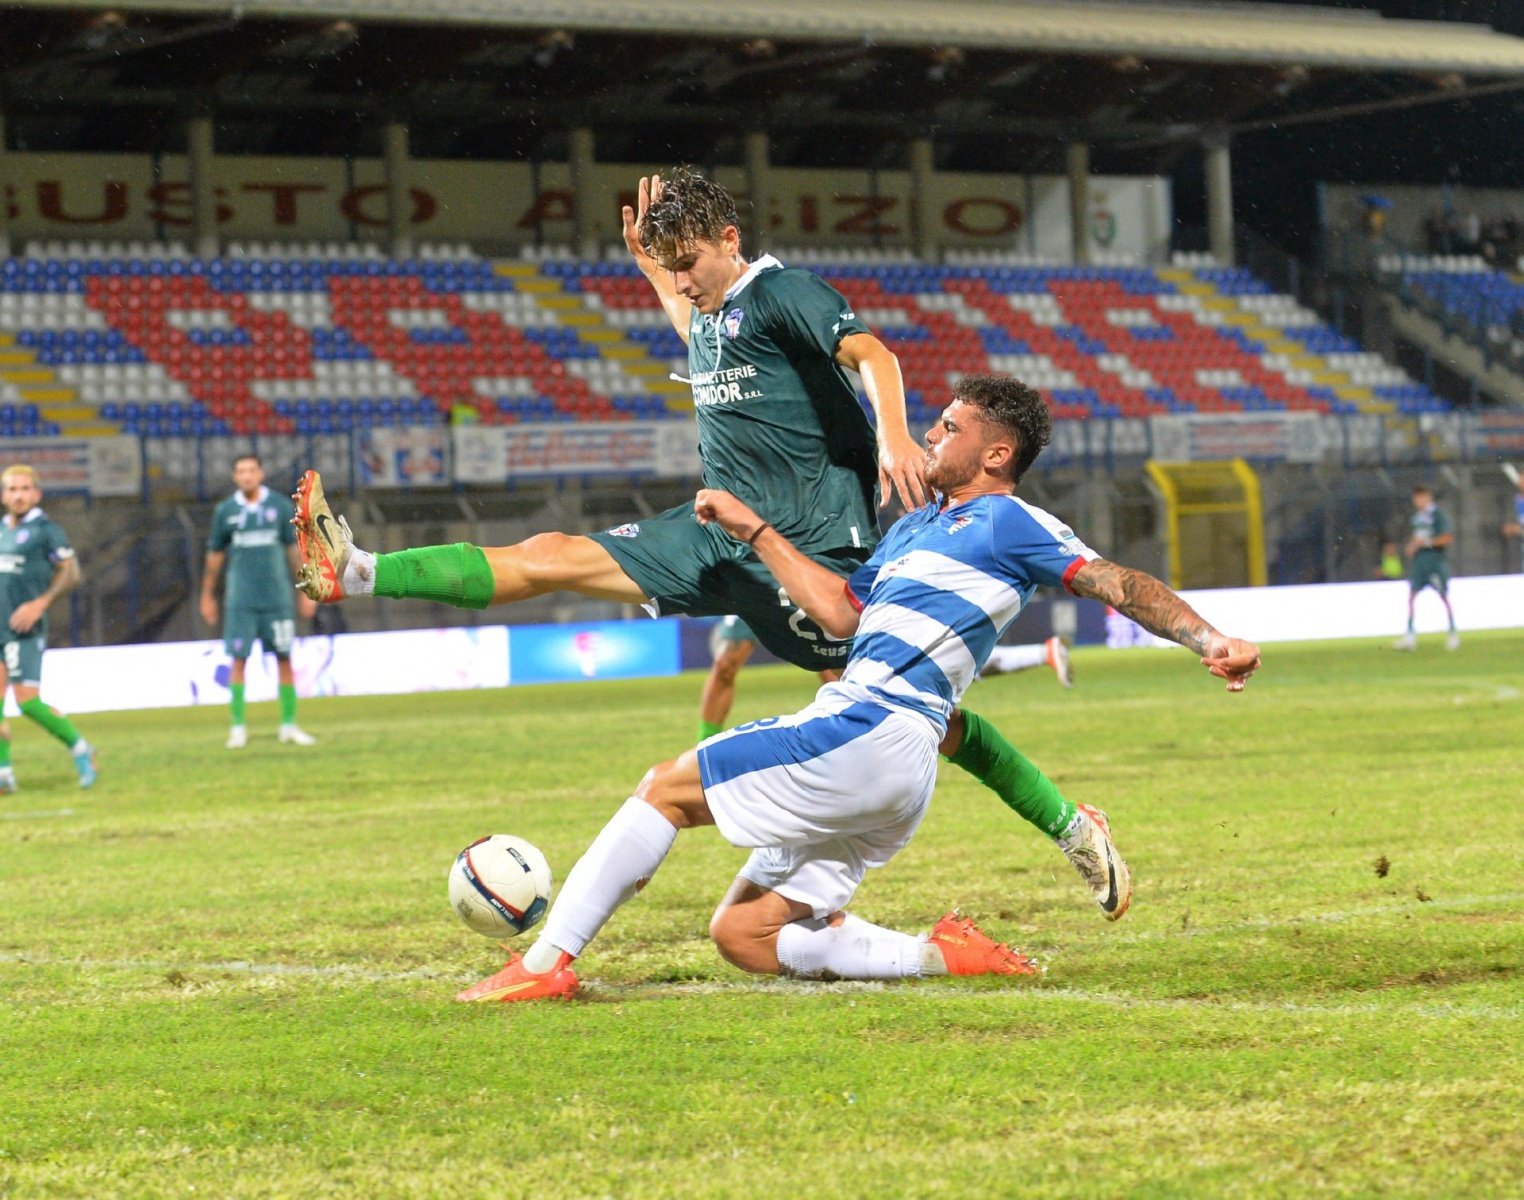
[448,834,553,938]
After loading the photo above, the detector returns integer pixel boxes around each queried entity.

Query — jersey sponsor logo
[0,554,23,574]
[722,307,745,339]
[232,529,280,548]
[688,363,762,407]
[607,522,640,538]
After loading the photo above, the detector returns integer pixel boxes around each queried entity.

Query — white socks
[986,644,1048,674]
[529,797,678,967]
[776,913,940,980]
[343,546,377,596]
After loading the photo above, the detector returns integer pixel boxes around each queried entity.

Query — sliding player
[456,376,1262,1001]
[201,454,317,747]
[296,170,1119,918]
[0,464,97,792]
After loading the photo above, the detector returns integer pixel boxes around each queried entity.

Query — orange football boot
[928,911,1039,976]
[455,951,580,1003]
[292,469,354,603]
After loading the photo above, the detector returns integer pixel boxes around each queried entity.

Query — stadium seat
[0,246,1447,436]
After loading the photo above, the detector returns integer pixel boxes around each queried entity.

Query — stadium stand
[0,242,1446,438]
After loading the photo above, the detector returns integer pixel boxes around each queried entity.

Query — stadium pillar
[385,122,412,259]
[0,111,8,259]
[569,127,598,259]
[1205,128,1235,266]
[910,137,936,261]
[744,131,770,254]
[188,116,218,258]
[1067,142,1090,265]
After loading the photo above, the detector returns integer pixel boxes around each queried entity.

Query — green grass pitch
[2,631,1522,1198]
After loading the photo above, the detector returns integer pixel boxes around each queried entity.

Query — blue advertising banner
[507,618,681,686]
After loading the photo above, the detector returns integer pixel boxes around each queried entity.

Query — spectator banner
[1149,414,1322,463]
[452,421,699,483]
[0,435,140,496]
[4,152,1169,256]
[357,426,449,487]
[1444,411,1524,458]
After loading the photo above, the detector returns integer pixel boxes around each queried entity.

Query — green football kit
[1408,503,1452,593]
[0,507,74,686]
[0,504,94,787]
[208,486,299,659]
[589,256,878,670]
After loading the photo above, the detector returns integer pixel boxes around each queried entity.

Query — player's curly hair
[952,374,1052,484]
[638,167,742,267]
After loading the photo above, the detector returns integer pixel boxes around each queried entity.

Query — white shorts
[696,687,939,918]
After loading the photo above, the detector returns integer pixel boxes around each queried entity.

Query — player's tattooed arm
[1069,559,1214,653]
[1069,559,1263,692]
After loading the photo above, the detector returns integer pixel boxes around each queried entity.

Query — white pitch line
[0,808,75,821]
[1098,891,1524,945]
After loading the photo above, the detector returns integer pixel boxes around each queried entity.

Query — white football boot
[278,724,317,746]
[1058,803,1132,921]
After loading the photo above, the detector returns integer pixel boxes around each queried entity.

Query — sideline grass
[2,632,1522,1197]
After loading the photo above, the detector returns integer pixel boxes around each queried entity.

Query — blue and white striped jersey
[839,494,1097,733]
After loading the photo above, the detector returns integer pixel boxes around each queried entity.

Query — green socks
[230,683,246,727]
[373,544,496,610]
[0,729,10,768]
[949,709,1078,839]
[279,684,297,725]
[697,719,723,743]
[19,697,84,751]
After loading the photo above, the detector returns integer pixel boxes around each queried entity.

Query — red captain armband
[844,582,864,613]
[1061,557,1088,594]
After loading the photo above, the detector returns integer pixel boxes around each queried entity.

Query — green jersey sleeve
[276,494,297,546]
[207,500,234,552]
[751,272,872,363]
[42,520,73,564]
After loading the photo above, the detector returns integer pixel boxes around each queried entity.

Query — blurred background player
[201,454,317,748]
[697,616,1070,743]
[0,464,97,793]
[1502,465,1524,572]
[1393,483,1459,651]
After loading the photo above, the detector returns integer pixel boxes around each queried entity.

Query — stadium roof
[6,1,1524,167]
[19,0,1524,75]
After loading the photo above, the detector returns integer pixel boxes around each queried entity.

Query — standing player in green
[293,169,1129,920]
[201,454,317,748]
[0,464,97,793]
[1392,483,1460,651]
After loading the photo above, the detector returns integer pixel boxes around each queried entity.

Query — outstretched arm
[693,490,861,640]
[1069,558,1262,691]
[622,174,692,344]
[836,332,927,512]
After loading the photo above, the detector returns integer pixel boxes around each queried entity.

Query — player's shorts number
[3,642,18,674]
[271,619,295,654]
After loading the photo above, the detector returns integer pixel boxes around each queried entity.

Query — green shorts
[589,503,869,671]
[1409,552,1450,594]
[224,607,297,660]
[1,632,46,687]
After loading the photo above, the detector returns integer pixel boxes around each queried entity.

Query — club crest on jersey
[947,516,974,535]
[607,523,640,538]
[13,530,28,545]
[722,308,745,340]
